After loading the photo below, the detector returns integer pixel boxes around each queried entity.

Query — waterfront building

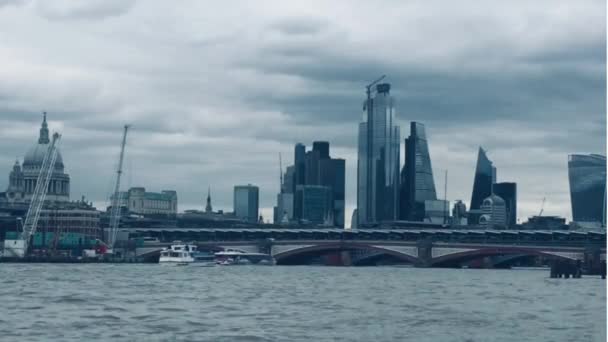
[1,113,70,205]
[234,184,259,223]
[357,83,400,225]
[568,154,606,227]
[113,187,178,217]
[493,182,517,227]
[479,194,507,228]
[400,122,437,221]
[295,185,332,224]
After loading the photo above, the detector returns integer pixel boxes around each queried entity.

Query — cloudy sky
[0,0,605,226]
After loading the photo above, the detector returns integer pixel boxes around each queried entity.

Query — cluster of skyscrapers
[274,142,345,227]
[353,79,606,229]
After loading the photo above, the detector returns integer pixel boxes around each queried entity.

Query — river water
[0,264,604,342]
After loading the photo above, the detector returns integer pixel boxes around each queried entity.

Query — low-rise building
[113,187,178,217]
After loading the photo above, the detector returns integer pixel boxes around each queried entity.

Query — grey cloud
[35,0,136,20]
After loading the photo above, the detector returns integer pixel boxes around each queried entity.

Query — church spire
[205,186,213,213]
[38,111,50,144]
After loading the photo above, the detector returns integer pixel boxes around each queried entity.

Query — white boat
[159,243,215,266]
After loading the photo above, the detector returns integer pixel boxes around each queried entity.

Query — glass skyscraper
[400,122,437,221]
[234,184,259,223]
[568,154,606,225]
[470,147,495,211]
[357,83,400,225]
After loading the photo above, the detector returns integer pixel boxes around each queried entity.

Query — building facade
[493,182,517,227]
[295,185,333,224]
[568,154,606,227]
[276,142,345,227]
[400,122,437,221]
[114,187,178,216]
[357,83,400,225]
[479,194,507,228]
[234,185,259,223]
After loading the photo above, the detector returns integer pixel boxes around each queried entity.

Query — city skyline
[0,1,605,226]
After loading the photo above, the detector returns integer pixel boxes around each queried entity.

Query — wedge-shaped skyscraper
[470,147,496,213]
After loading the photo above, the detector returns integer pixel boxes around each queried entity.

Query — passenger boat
[159,243,215,266]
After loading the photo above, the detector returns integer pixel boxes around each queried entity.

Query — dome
[22,113,65,172]
[23,143,64,169]
[482,194,505,206]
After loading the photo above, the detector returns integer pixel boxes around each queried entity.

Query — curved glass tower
[568,154,606,226]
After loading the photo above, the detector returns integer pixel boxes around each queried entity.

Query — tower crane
[538,197,546,217]
[7,132,61,257]
[107,125,130,251]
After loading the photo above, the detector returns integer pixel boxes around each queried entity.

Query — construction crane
[365,75,386,102]
[538,197,546,217]
[16,132,61,257]
[107,125,130,251]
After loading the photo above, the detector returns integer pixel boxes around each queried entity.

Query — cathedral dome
[21,112,64,171]
[23,143,64,170]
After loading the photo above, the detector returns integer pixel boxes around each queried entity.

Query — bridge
[126,228,606,267]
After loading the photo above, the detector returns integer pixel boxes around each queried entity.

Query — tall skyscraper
[399,122,437,221]
[357,83,400,225]
[277,142,345,227]
[234,184,259,222]
[470,147,495,212]
[294,143,306,186]
[493,182,517,227]
[568,154,606,226]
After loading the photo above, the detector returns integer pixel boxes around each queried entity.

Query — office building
[112,187,178,216]
[234,185,259,223]
[568,154,606,227]
[278,142,345,227]
[357,82,400,225]
[424,199,449,224]
[469,147,496,223]
[295,185,332,224]
[493,182,517,227]
[452,200,468,226]
[479,194,507,228]
[400,122,437,221]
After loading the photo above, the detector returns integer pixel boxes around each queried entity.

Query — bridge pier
[415,239,433,267]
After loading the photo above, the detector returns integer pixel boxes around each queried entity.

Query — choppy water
[0,264,605,342]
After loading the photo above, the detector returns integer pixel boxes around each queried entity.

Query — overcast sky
[0,0,605,226]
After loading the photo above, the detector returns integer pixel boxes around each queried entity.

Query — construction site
[0,118,132,262]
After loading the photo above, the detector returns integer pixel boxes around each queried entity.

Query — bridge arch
[273,242,420,265]
[430,247,584,267]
